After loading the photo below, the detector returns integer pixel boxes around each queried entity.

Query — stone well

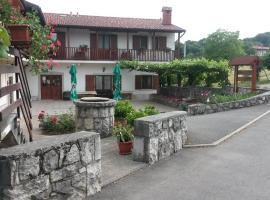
[74,97,116,138]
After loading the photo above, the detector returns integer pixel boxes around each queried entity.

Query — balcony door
[55,32,66,59]
[90,34,117,60]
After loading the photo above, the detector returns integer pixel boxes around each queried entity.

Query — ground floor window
[135,75,159,89]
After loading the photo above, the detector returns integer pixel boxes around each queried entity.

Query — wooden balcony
[54,47,178,62]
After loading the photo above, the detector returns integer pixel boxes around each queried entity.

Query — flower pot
[8,0,24,11]
[6,24,31,46]
[118,141,133,155]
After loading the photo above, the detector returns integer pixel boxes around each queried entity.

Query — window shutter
[133,36,140,50]
[159,37,167,50]
[110,35,117,49]
[86,75,95,91]
[152,75,160,90]
[90,34,97,49]
[135,75,142,89]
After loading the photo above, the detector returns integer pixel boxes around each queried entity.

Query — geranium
[50,116,58,124]
[38,111,45,120]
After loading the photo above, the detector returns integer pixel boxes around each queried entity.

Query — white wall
[26,63,156,100]
[55,28,175,50]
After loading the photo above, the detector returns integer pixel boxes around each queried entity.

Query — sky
[29,0,269,42]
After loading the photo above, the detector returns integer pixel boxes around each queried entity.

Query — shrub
[38,110,75,134]
[127,105,160,126]
[115,100,135,119]
[208,92,257,104]
[113,124,134,142]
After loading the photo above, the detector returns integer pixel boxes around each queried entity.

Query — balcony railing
[54,47,178,62]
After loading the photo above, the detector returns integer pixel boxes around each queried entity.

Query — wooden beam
[0,65,20,74]
[252,64,257,91]
[234,65,239,93]
[0,83,21,98]
[0,99,22,121]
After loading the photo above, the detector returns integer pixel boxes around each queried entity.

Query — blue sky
[29,0,269,42]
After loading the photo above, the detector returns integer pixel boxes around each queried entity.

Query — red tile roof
[44,13,185,33]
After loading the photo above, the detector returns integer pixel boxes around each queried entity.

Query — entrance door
[41,75,62,99]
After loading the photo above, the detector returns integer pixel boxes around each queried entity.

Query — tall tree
[204,30,244,60]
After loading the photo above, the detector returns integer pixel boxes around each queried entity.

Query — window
[97,35,117,49]
[133,36,148,50]
[135,75,159,90]
[95,75,113,90]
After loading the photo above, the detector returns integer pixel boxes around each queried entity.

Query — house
[253,45,270,57]
[26,7,186,100]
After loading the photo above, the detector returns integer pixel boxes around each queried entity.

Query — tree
[262,53,270,70]
[204,30,244,60]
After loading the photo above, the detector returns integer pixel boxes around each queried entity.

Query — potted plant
[113,124,134,155]
[79,44,88,52]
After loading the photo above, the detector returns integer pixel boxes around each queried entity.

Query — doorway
[41,75,62,100]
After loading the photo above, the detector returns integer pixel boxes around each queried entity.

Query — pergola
[229,56,260,93]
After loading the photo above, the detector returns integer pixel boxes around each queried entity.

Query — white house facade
[26,7,185,100]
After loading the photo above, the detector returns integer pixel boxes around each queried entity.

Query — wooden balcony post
[127,32,129,50]
[67,28,70,59]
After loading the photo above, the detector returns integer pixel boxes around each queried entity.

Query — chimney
[162,7,172,25]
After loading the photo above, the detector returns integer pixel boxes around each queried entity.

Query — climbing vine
[120,58,230,87]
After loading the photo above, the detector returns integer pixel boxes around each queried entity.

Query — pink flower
[41,44,47,50]
[50,43,55,49]
[55,40,61,47]
[50,116,57,124]
[38,111,45,120]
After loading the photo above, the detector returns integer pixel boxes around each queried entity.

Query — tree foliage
[120,58,229,87]
[204,30,244,60]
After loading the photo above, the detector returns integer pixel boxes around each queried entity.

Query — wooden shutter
[135,75,142,89]
[90,34,97,48]
[85,75,95,91]
[110,35,117,49]
[133,36,140,50]
[159,37,167,50]
[152,75,160,90]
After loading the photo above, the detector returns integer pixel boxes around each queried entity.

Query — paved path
[92,113,270,200]
[187,103,270,145]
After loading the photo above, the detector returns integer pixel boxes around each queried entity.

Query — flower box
[6,24,31,45]
[8,0,24,11]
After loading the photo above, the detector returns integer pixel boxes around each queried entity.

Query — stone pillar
[0,131,101,200]
[133,111,187,165]
[74,97,116,138]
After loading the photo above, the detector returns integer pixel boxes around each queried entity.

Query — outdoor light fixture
[102,67,106,72]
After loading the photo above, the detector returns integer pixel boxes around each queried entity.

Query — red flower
[38,111,45,120]
[55,40,61,47]
[50,116,58,124]
[41,44,47,50]
[50,43,55,49]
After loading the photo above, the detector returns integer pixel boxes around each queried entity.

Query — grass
[208,92,257,104]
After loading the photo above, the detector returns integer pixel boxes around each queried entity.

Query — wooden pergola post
[251,63,257,92]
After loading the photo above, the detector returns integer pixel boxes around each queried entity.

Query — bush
[115,100,135,119]
[38,110,75,134]
[208,92,257,104]
[127,105,160,126]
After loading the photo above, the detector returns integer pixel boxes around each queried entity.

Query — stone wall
[74,98,116,138]
[133,111,187,165]
[0,131,101,200]
[188,91,270,115]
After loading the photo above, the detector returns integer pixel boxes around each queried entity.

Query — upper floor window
[133,36,148,50]
[91,34,117,49]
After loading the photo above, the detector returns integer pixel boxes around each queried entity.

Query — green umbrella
[69,64,78,100]
[113,63,122,101]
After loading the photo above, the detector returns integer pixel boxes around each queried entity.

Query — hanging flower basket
[6,24,31,45]
[8,0,25,11]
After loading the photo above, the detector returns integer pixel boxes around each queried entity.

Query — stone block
[19,155,40,181]
[79,140,95,166]
[133,137,145,162]
[50,163,80,182]
[94,136,101,160]
[84,118,94,130]
[63,145,80,165]
[148,138,158,164]
[0,160,19,187]
[43,149,59,173]
[174,131,183,151]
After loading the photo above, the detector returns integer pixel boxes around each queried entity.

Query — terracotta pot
[114,118,128,126]
[6,24,31,45]
[118,141,133,155]
[8,0,24,11]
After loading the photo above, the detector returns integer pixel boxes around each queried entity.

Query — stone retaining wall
[133,111,187,165]
[188,91,270,115]
[0,131,101,200]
